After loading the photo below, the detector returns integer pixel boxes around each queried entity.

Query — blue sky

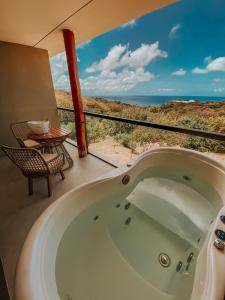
[50,0,225,97]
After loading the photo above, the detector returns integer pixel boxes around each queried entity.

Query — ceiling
[0,0,178,56]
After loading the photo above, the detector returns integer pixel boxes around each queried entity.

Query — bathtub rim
[15,147,225,300]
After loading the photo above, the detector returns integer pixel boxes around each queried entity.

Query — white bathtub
[15,148,225,300]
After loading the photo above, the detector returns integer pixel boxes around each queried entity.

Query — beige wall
[0,41,58,154]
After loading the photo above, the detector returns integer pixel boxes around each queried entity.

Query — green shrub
[86,118,110,143]
[178,117,225,152]
[65,122,76,140]
[182,136,225,152]
[114,132,136,150]
[58,110,74,125]
[178,117,208,130]
[132,126,186,146]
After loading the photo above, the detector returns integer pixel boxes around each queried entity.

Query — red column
[62,29,87,158]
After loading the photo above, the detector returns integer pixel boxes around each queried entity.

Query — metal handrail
[57,106,225,142]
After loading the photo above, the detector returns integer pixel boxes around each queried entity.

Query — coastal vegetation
[56,89,225,155]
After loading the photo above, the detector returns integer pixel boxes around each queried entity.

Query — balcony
[0,1,225,298]
[2,106,224,299]
[0,143,114,299]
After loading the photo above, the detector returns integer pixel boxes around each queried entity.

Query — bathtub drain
[158,253,171,268]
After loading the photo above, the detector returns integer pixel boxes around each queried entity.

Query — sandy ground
[89,137,136,165]
[88,136,225,166]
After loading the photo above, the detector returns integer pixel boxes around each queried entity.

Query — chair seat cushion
[41,153,57,163]
[23,139,41,148]
[42,153,64,174]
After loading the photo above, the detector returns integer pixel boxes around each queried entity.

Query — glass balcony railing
[57,107,225,166]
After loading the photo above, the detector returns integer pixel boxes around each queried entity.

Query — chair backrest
[11,121,31,147]
[1,146,49,176]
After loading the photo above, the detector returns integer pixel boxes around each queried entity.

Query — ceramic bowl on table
[27,121,50,134]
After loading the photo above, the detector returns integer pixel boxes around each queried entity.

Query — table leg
[40,141,73,170]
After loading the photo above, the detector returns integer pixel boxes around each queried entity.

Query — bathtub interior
[55,165,223,300]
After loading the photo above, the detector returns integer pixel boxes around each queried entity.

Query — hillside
[55,89,225,160]
[55,89,225,127]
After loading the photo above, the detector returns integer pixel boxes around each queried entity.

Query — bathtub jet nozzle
[176,261,183,272]
[122,175,130,185]
[125,217,131,225]
[187,252,194,263]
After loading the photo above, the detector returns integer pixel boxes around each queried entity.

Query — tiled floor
[0,143,114,299]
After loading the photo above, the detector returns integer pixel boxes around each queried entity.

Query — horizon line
[55,89,225,98]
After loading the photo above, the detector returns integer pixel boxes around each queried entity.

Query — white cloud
[77,39,91,49]
[121,19,137,28]
[81,68,153,92]
[214,87,225,93]
[171,68,186,76]
[169,24,181,38]
[86,44,127,73]
[82,42,168,93]
[192,57,225,74]
[213,78,224,83]
[54,74,70,90]
[50,52,70,89]
[50,49,84,90]
[120,42,168,68]
[207,57,225,71]
[50,53,67,76]
[51,42,168,93]
[204,56,212,64]
[157,88,176,92]
[86,42,168,73]
[50,51,80,90]
[192,67,208,74]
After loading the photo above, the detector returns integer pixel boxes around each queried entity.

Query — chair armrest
[47,153,65,174]
[16,138,25,148]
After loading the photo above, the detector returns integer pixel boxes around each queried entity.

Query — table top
[28,127,71,142]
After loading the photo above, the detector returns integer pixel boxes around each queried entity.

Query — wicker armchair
[1,145,65,197]
[11,121,42,149]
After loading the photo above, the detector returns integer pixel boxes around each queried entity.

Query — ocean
[101,95,225,107]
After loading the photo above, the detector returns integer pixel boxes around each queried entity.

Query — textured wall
[0,41,58,154]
